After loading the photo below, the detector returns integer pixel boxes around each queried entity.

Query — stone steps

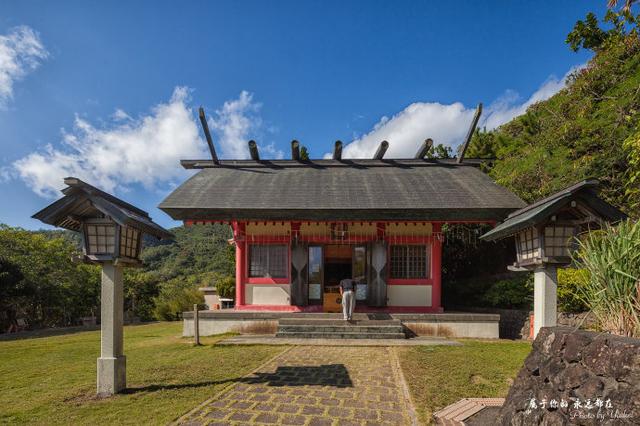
[278,325,405,333]
[276,318,407,339]
[275,331,407,339]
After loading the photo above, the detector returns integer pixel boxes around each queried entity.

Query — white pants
[342,290,355,319]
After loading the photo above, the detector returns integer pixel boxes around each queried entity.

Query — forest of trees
[2,8,639,331]
[0,224,234,330]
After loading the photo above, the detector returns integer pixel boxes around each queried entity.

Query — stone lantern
[481,180,625,338]
[33,177,172,395]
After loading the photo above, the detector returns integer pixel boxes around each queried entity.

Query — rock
[562,332,592,363]
[564,364,590,389]
[496,327,640,425]
[575,376,604,399]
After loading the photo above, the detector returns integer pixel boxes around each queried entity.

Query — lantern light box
[83,218,142,261]
[515,224,577,266]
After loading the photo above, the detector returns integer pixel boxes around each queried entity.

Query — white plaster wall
[387,285,432,307]
[203,294,220,309]
[245,284,291,305]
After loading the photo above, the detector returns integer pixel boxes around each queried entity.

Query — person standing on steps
[339,277,356,321]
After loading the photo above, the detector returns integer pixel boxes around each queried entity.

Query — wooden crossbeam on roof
[414,138,433,159]
[457,103,483,164]
[248,140,260,161]
[198,107,219,164]
[373,141,389,159]
[291,140,300,160]
[333,141,343,160]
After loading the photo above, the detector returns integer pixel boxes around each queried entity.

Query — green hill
[467,10,640,216]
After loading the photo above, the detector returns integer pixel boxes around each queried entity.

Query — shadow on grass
[123,364,353,394]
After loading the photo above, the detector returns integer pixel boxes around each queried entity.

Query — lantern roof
[480,179,626,242]
[32,177,173,240]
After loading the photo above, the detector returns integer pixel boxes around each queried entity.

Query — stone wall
[497,327,640,425]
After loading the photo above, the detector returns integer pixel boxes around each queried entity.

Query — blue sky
[0,1,603,230]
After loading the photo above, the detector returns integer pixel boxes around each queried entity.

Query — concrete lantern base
[97,355,126,396]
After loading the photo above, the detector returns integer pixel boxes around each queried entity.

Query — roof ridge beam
[373,141,389,159]
[333,141,343,160]
[198,107,219,164]
[414,138,433,159]
[248,140,260,161]
[456,102,483,164]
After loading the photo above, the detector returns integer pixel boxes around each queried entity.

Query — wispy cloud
[0,26,48,108]
[13,87,206,197]
[12,89,279,197]
[339,63,584,158]
[208,90,282,159]
[482,63,586,130]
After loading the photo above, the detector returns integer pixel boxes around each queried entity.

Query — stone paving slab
[178,346,418,425]
[216,335,460,347]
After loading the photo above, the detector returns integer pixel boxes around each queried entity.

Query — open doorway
[323,245,352,312]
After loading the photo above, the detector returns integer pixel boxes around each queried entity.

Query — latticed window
[86,223,116,254]
[249,244,288,278]
[120,226,140,258]
[544,226,575,257]
[390,245,429,279]
[517,227,540,261]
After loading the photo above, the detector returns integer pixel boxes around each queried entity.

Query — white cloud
[208,90,283,159]
[14,87,206,197]
[0,26,48,108]
[340,102,475,158]
[340,64,584,159]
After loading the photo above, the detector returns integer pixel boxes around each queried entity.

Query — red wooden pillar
[232,222,246,308]
[432,223,443,312]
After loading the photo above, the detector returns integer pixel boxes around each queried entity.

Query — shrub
[482,275,533,309]
[215,275,235,299]
[557,268,589,313]
[152,279,204,321]
[573,220,640,337]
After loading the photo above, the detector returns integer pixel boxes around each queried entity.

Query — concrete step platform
[278,325,405,333]
[278,318,402,326]
[275,331,407,339]
[216,334,460,346]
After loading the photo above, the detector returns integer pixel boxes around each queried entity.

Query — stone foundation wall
[449,306,596,340]
[182,312,500,338]
[497,327,640,425]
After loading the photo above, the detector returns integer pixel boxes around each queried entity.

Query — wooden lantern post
[32,177,172,396]
[480,180,627,339]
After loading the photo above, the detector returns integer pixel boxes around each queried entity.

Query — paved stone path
[179,346,417,425]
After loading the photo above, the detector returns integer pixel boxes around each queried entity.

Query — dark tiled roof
[33,177,173,239]
[480,179,627,241]
[159,160,526,221]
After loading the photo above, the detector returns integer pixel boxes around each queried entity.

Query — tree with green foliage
[300,146,310,160]
[0,225,100,328]
[425,143,453,159]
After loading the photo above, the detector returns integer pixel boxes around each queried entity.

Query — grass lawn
[397,339,532,424]
[0,322,284,425]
